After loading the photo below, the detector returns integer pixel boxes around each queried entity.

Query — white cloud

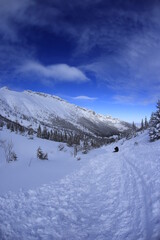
[73,95,97,100]
[19,61,89,83]
[0,0,32,40]
[112,94,160,106]
[113,95,135,105]
[82,24,160,96]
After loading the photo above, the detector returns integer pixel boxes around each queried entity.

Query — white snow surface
[0,129,160,239]
[0,87,128,132]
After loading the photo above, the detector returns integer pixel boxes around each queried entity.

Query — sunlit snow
[0,129,160,239]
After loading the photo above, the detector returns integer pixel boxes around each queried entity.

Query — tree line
[0,117,115,152]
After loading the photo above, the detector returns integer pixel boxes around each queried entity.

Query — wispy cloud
[0,0,32,40]
[73,95,97,100]
[113,95,135,105]
[82,23,160,99]
[1,0,160,101]
[19,61,89,83]
[113,94,160,106]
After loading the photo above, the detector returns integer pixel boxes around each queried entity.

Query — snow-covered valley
[0,128,160,239]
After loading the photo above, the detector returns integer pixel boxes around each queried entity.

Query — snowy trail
[0,133,160,239]
[119,141,160,240]
[121,154,153,240]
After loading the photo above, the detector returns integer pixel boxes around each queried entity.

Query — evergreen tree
[50,130,54,140]
[132,122,136,132]
[54,130,58,141]
[15,121,18,133]
[0,121,4,128]
[10,123,14,132]
[82,139,89,154]
[149,100,160,141]
[37,147,48,160]
[47,131,50,140]
[67,135,73,146]
[73,144,77,157]
[28,128,34,135]
[141,119,144,130]
[64,131,68,142]
[42,127,48,139]
[37,125,42,138]
[7,122,11,129]
[19,125,25,134]
[144,117,149,129]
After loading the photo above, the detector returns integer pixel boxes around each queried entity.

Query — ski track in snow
[120,141,160,240]
[0,133,160,239]
[122,155,152,240]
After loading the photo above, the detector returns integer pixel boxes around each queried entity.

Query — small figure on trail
[113,146,119,152]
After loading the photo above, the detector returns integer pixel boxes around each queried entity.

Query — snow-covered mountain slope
[0,87,130,137]
[0,129,160,239]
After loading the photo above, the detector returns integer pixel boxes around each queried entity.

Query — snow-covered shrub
[82,149,88,154]
[58,144,67,152]
[82,139,89,154]
[37,147,48,160]
[58,144,64,151]
[149,100,160,141]
[1,140,17,162]
[28,136,34,140]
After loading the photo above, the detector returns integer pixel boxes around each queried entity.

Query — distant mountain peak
[0,86,9,91]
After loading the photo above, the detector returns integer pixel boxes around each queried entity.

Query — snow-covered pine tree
[42,127,47,139]
[37,147,43,159]
[0,120,4,128]
[149,100,160,141]
[37,125,42,138]
[7,122,11,129]
[10,123,14,132]
[144,117,149,129]
[49,130,54,140]
[141,119,144,130]
[14,120,18,133]
[132,122,137,132]
[73,144,77,157]
[82,139,89,154]
[37,147,48,160]
[28,128,34,135]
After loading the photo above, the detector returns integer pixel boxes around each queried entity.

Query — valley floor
[0,130,160,239]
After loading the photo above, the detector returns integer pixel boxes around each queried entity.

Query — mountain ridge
[0,87,131,137]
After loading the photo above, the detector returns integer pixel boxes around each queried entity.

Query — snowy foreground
[0,130,160,239]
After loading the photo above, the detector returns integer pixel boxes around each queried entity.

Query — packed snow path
[0,132,160,239]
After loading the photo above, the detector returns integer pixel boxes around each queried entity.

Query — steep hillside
[0,87,130,137]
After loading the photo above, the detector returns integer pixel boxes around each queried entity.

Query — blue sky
[0,0,160,122]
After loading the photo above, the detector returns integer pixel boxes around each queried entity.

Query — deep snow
[0,129,84,194]
[0,129,160,239]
